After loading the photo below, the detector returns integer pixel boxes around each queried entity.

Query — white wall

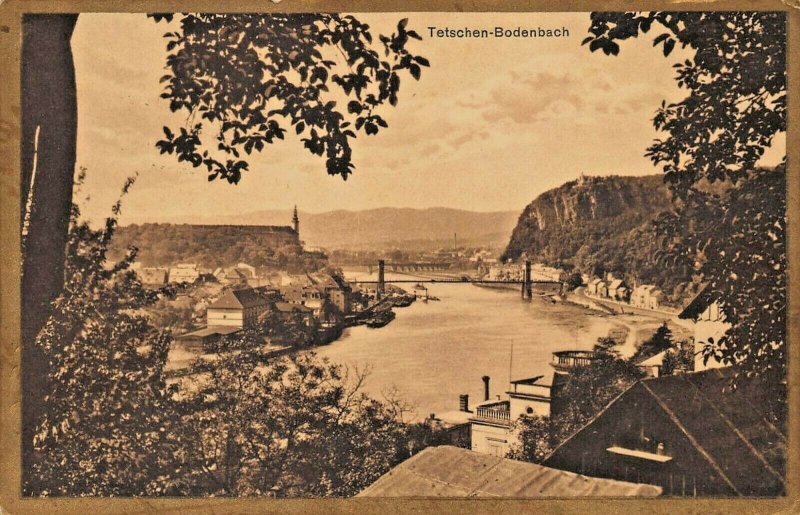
[471,423,513,456]
[692,302,729,371]
[207,308,244,328]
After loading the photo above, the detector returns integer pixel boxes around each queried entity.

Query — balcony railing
[552,350,598,369]
[474,401,511,423]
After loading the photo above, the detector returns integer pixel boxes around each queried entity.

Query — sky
[72,12,785,224]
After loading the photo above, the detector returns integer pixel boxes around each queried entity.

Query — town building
[530,264,566,282]
[677,284,729,371]
[543,367,786,496]
[586,278,606,297]
[137,267,168,288]
[206,287,271,329]
[311,273,352,314]
[168,263,200,284]
[173,325,243,352]
[274,301,314,326]
[607,278,629,301]
[235,262,256,279]
[647,288,664,310]
[280,283,328,318]
[467,375,551,457]
[631,284,664,310]
[636,350,669,378]
[358,446,662,497]
[214,267,248,286]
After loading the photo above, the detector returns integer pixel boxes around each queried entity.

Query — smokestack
[482,375,490,401]
[459,394,470,412]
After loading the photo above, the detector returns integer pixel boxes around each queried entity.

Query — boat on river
[365,310,395,328]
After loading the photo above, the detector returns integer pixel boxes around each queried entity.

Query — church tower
[292,205,300,237]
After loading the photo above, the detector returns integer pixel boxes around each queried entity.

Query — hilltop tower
[292,205,300,237]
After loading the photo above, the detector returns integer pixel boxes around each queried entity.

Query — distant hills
[123,207,520,251]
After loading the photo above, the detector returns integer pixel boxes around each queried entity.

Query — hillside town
[16,10,786,505]
[120,204,782,498]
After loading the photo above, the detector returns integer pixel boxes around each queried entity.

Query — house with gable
[206,287,271,329]
[543,367,786,496]
[677,283,729,371]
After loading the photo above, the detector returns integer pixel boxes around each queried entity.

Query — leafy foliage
[584,12,785,191]
[584,12,786,380]
[151,14,429,182]
[175,351,428,497]
[631,322,674,363]
[551,338,643,443]
[654,169,786,380]
[507,414,553,464]
[26,176,443,497]
[661,346,694,376]
[27,177,181,496]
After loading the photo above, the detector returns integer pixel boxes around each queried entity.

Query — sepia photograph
[1,5,794,508]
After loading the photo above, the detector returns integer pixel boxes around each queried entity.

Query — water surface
[316,271,618,419]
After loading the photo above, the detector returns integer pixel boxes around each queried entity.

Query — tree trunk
[21,14,78,482]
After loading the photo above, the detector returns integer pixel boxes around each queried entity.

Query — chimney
[459,394,470,412]
[482,375,490,401]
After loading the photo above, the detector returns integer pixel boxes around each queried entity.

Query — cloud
[467,68,665,127]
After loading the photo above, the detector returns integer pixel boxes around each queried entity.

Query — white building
[467,375,551,457]
[530,264,566,282]
[631,284,664,310]
[206,288,270,329]
[169,263,200,284]
[678,284,729,371]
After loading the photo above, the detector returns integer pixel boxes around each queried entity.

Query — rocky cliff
[502,175,688,296]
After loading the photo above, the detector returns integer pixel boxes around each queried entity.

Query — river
[316,270,621,420]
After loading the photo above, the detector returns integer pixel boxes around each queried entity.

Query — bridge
[353,260,562,300]
[366,262,452,274]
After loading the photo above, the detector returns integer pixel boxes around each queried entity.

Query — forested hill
[502,175,695,303]
[108,224,311,269]
[123,208,520,251]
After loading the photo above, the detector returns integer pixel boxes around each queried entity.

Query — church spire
[292,205,300,236]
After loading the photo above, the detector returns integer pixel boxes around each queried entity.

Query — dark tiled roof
[359,446,662,497]
[176,326,242,338]
[546,367,786,496]
[510,376,544,385]
[677,282,713,319]
[275,302,313,313]
[208,288,269,310]
[639,368,786,495]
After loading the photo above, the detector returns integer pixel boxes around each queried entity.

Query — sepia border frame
[0,1,797,513]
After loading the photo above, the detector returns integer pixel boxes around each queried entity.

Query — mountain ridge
[120,207,521,251]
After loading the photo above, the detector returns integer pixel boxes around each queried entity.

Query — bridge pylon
[522,260,532,300]
[377,260,386,299]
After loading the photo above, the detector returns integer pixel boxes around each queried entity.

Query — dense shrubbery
[508,337,644,464]
[25,186,443,497]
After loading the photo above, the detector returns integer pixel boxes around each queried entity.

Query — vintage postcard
[0,2,797,513]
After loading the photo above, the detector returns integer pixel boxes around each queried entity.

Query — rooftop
[275,302,313,313]
[677,282,713,320]
[546,367,786,496]
[510,375,545,386]
[176,326,242,339]
[208,288,269,310]
[358,446,662,497]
